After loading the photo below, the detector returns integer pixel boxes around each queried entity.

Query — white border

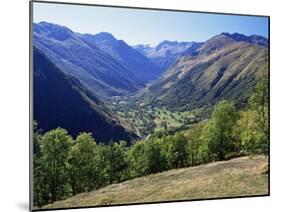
[1,0,280,212]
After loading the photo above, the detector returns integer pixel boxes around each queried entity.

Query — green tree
[127,141,147,178]
[100,141,129,184]
[197,137,211,164]
[234,110,268,154]
[39,128,73,202]
[33,122,46,206]
[186,122,206,166]
[167,133,189,168]
[68,133,100,195]
[127,138,167,178]
[33,155,50,206]
[202,101,238,160]
[249,77,269,152]
[145,139,167,173]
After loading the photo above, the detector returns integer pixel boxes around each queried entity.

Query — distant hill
[33,47,139,143]
[33,22,142,100]
[80,32,163,83]
[41,156,268,209]
[138,33,268,110]
[134,41,203,70]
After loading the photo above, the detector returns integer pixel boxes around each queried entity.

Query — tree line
[33,78,268,207]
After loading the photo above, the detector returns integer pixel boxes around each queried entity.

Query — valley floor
[42,156,268,209]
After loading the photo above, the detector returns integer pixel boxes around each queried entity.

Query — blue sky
[33,2,268,46]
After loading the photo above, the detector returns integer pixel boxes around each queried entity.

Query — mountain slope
[42,156,268,209]
[139,34,268,110]
[33,47,139,143]
[134,41,203,70]
[134,32,267,71]
[80,32,163,83]
[33,22,142,99]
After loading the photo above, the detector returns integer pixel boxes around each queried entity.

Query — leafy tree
[232,78,269,155]
[249,77,269,151]
[39,128,73,202]
[202,101,238,160]
[145,139,167,173]
[197,137,210,164]
[127,141,147,178]
[33,122,46,206]
[234,110,268,154]
[33,156,50,206]
[68,133,100,194]
[127,138,167,178]
[186,122,206,165]
[167,133,189,168]
[100,141,129,184]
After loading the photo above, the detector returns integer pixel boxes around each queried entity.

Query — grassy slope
[43,156,268,209]
[143,41,268,110]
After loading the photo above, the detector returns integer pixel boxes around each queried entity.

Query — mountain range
[80,32,163,83]
[33,21,268,142]
[134,41,203,70]
[138,33,268,110]
[33,22,143,100]
[220,32,268,47]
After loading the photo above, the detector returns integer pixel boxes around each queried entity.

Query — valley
[108,95,210,138]
[33,22,269,143]
[105,32,268,139]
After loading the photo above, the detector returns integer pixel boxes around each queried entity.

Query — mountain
[139,33,268,110]
[134,32,268,71]
[33,47,139,144]
[133,44,155,55]
[80,32,163,83]
[134,41,203,70]
[33,22,142,100]
[221,32,268,47]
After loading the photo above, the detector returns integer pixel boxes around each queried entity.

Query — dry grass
[42,156,268,209]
